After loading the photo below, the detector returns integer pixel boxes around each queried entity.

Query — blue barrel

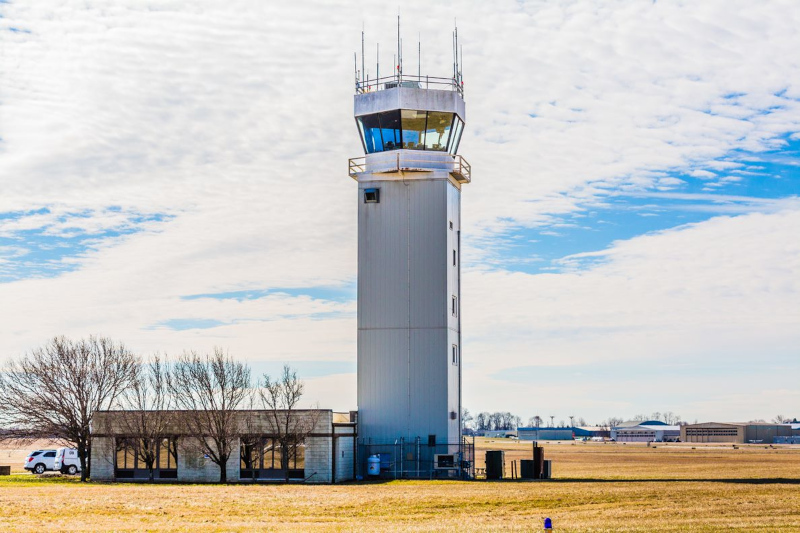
[367,455,381,476]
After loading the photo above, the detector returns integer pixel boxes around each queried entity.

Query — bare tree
[662,412,682,425]
[475,412,488,431]
[169,348,252,483]
[259,365,319,482]
[461,408,474,430]
[600,417,624,430]
[117,355,175,482]
[0,336,137,481]
[773,415,790,424]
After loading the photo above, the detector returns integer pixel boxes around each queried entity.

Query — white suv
[24,449,57,474]
[53,448,81,475]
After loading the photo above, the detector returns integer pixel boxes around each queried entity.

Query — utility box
[543,460,552,479]
[485,450,504,480]
[434,454,456,469]
[519,459,536,479]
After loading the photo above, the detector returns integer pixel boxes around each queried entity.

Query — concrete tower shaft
[350,83,470,446]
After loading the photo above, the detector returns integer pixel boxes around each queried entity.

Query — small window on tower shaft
[453,250,457,266]
[452,344,458,365]
[452,295,458,317]
[364,188,380,203]
[449,221,453,230]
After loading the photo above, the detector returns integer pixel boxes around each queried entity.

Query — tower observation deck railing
[349,152,471,183]
[356,74,464,97]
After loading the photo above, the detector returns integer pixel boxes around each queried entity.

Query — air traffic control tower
[349,39,470,449]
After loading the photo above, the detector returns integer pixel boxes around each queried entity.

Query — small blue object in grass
[544,517,553,530]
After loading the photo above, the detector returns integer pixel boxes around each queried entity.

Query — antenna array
[354,16,464,94]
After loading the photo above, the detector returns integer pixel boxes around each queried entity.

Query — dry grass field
[1,438,799,532]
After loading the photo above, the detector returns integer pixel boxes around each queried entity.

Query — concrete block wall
[304,436,331,483]
[177,437,239,483]
[90,437,115,481]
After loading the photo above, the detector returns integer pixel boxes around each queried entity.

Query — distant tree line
[463,409,699,430]
[465,411,521,431]
[0,336,314,483]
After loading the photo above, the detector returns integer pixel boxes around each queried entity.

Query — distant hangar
[681,422,799,444]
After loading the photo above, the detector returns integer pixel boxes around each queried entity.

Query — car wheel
[67,465,78,475]
[34,464,45,474]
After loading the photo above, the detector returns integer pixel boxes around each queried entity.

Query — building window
[452,345,458,365]
[451,296,458,317]
[364,188,380,203]
[115,436,178,479]
[240,436,305,480]
[401,109,427,150]
[425,111,455,151]
[449,117,464,155]
[356,110,462,154]
[453,249,457,266]
[449,221,453,230]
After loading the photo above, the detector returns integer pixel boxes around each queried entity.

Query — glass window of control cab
[401,110,427,150]
[424,111,454,151]
[357,110,464,155]
[357,111,401,152]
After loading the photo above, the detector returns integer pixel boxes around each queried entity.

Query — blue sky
[1,0,798,423]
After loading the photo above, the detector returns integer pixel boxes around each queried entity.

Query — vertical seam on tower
[405,173,411,441]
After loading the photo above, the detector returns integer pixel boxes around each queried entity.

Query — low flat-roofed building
[479,430,516,438]
[573,426,611,439]
[612,423,680,442]
[91,409,356,483]
[516,428,574,441]
[681,422,794,444]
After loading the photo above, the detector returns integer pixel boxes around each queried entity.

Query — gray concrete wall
[355,87,465,122]
[177,437,239,483]
[304,436,331,483]
[90,436,115,481]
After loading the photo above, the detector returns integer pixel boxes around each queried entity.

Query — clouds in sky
[1,0,798,422]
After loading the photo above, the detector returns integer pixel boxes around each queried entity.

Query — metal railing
[356,74,464,97]
[348,153,471,183]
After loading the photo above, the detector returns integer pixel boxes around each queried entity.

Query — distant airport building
[611,421,680,442]
[517,427,574,441]
[480,430,517,438]
[572,426,612,440]
[681,422,797,444]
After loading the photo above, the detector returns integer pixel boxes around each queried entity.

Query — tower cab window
[357,110,463,154]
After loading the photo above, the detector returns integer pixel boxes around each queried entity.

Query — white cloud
[462,207,800,420]
[1,0,799,421]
